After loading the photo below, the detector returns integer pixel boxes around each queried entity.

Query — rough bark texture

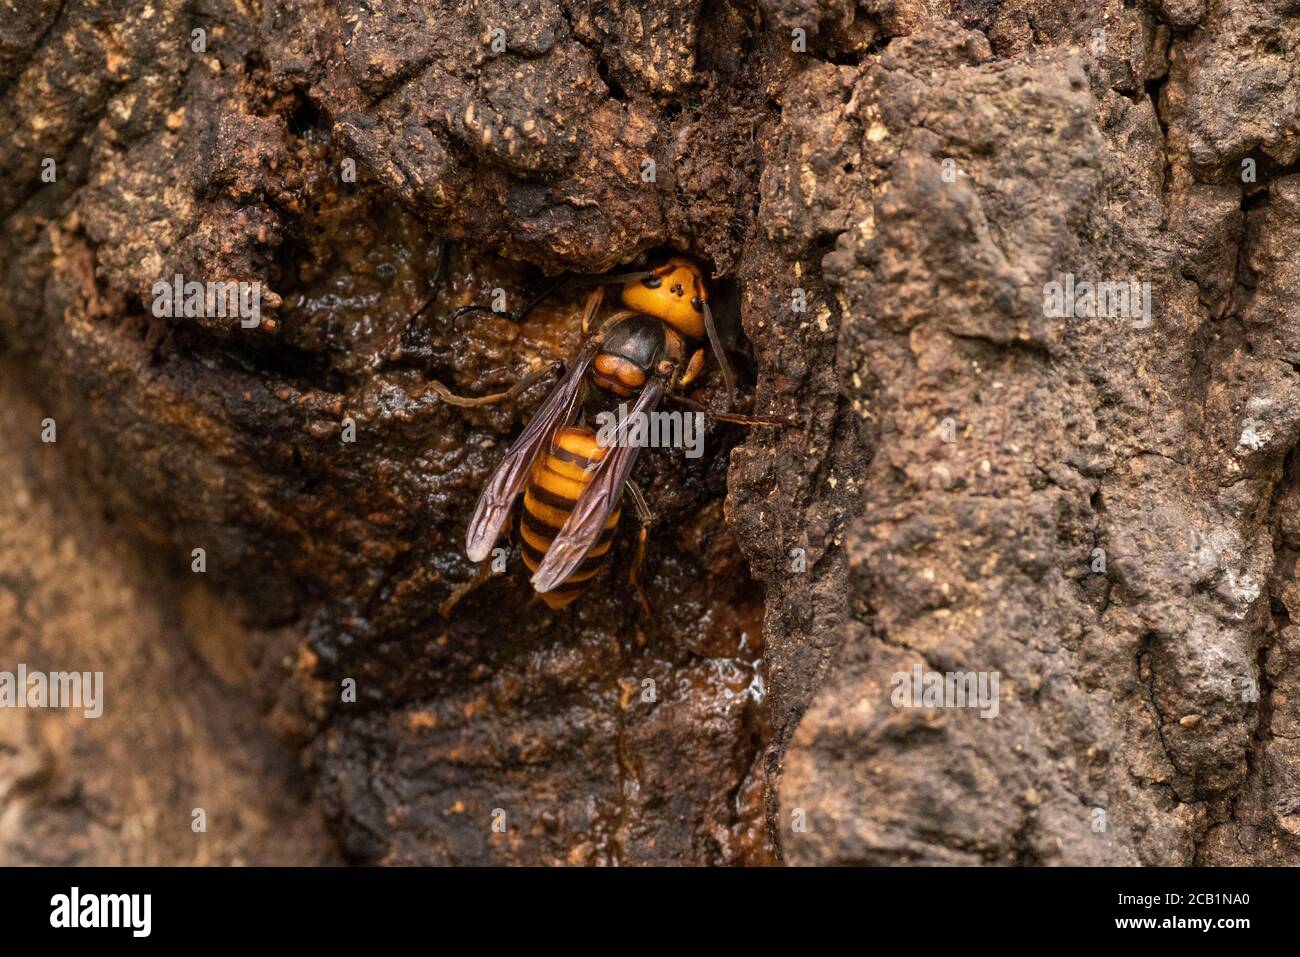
[1,0,1298,865]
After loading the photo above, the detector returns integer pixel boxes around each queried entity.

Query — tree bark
[1,0,1297,865]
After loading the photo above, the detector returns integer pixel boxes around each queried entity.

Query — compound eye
[690,297,703,313]
[643,277,662,288]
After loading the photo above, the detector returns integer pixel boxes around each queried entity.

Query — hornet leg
[581,286,605,337]
[426,361,562,408]
[439,557,495,618]
[626,479,654,618]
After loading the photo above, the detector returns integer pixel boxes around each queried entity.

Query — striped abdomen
[519,426,620,610]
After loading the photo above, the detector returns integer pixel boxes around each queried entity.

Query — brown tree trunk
[1,0,1297,865]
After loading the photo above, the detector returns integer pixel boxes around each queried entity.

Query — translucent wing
[530,380,664,593]
[465,343,596,562]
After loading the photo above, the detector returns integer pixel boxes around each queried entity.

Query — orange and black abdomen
[519,426,620,609]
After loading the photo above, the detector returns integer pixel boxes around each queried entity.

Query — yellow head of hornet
[620,257,707,339]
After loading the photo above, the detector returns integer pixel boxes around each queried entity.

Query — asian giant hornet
[453,256,790,614]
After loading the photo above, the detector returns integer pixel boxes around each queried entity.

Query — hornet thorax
[590,313,672,398]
